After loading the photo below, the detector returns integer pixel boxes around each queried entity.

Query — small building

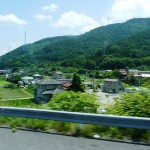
[34,78,63,104]
[21,76,34,84]
[57,78,72,84]
[5,69,11,74]
[5,74,13,80]
[33,73,42,80]
[63,82,72,90]
[0,70,5,74]
[138,71,150,75]
[19,69,26,74]
[141,74,150,78]
[83,82,94,88]
[129,69,138,75]
[102,79,123,93]
[18,81,25,88]
[53,71,63,79]
[119,69,128,77]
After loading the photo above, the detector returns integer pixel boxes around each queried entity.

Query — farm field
[0,88,33,100]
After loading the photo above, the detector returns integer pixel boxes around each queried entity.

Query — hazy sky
[0,0,150,56]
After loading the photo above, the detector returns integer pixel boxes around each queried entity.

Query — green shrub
[49,91,98,113]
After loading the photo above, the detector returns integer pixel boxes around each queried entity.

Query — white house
[33,73,42,80]
[102,79,123,93]
[21,76,34,84]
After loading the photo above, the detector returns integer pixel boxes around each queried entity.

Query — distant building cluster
[1,67,150,104]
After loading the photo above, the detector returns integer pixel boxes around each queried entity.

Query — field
[0,88,33,100]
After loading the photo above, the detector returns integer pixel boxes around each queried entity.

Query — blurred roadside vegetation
[0,90,149,143]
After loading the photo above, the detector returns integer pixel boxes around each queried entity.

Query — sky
[0,0,150,56]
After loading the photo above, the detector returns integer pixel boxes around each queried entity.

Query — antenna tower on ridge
[23,30,27,51]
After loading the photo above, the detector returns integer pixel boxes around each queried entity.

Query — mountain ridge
[0,17,150,70]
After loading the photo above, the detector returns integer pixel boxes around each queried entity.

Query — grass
[0,99,36,107]
[0,75,5,80]
[0,80,10,85]
[0,88,33,100]
[0,75,10,86]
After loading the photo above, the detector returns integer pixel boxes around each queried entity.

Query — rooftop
[33,74,42,77]
[104,79,119,82]
[21,76,34,80]
[36,79,62,85]
[42,88,63,95]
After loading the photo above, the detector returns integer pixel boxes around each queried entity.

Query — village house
[57,78,72,84]
[21,76,34,84]
[138,70,150,74]
[128,69,139,76]
[119,69,128,77]
[34,78,63,103]
[0,70,5,74]
[83,81,94,89]
[33,73,42,80]
[53,71,63,79]
[102,79,123,93]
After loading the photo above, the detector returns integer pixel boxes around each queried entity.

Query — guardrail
[0,106,150,129]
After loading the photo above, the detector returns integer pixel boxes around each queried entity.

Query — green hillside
[94,28,150,70]
[0,17,150,70]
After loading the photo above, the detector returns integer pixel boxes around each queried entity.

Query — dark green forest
[0,17,150,71]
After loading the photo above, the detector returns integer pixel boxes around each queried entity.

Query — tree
[125,66,129,76]
[95,70,100,78]
[106,91,150,141]
[86,59,96,70]
[71,73,84,92]
[111,69,122,79]
[49,91,98,113]
[108,91,150,117]
[7,74,21,84]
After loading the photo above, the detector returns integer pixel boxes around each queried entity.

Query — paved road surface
[0,128,149,150]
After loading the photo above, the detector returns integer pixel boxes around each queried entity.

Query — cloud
[34,14,52,21]
[0,14,27,25]
[108,0,150,23]
[42,3,59,12]
[52,11,99,32]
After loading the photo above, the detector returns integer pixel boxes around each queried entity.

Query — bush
[49,91,98,113]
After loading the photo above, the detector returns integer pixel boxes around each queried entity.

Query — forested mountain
[93,28,150,70]
[0,17,150,70]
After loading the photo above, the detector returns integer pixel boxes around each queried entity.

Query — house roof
[129,69,138,72]
[83,82,93,85]
[42,88,63,95]
[141,74,150,78]
[57,79,72,84]
[53,88,63,94]
[33,74,41,77]
[63,82,72,88]
[55,71,63,75]
[36,78,62,85]
[104,79,119,82]
[21,76,34,80]
[42,90,53,95]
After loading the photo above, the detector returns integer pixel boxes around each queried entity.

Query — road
[0,128,149,150]
[86,89,121,112]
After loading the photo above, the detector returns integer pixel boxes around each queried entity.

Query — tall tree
[71,73,84,92]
